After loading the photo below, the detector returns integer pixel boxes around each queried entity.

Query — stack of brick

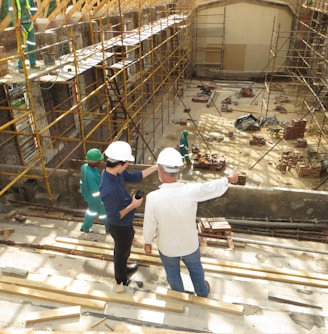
[283,119,307,140]
[295,138,307,148]
[249,135,266,146]
[295,160,321,177]
[275,150,303,172]
[0,46,9,77]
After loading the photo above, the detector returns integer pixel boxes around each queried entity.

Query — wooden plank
[0,228,15,240]
[155,287,244,315]
[268,291,322,309]
[200,257,328,282]
[0,228,15,234]
[0,282,105,310]
[202,262,328,288]
[23,305,81,324]
[52,238,328,286]
[0,277,184,313]
[199,218,211,232]
[90,316,106,329]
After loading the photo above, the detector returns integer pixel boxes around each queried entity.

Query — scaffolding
[261,2,328,158]
[193,3,226,78]
[0,1,194,204]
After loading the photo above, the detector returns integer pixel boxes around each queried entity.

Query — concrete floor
[0,212,327,333]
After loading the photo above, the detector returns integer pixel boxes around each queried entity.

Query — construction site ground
[0,79,328,333]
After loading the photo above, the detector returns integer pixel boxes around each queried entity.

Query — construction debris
[192,94,209,103]
[239,85,255,97]
[192,153,226,170]
[295,138,307,148]
[249,135,266,146]
[221,103,233,112]
[275,151,303,172]
[235,114,260,131]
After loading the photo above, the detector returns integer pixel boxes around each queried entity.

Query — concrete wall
[195,0,293,79]
[1,164,327,221]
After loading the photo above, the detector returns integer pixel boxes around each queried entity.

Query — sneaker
[80,228,93,233]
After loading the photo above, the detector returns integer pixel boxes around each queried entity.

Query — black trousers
[108,224,135,284]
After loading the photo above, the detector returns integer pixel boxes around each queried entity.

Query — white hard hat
[104,141,135,162]
[157,147,183,172]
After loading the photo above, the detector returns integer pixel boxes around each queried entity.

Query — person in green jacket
[80,149,108,233]
[8,0,41,72]
[179,129,190,163]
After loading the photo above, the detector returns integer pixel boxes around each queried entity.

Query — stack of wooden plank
[197,217,234,249]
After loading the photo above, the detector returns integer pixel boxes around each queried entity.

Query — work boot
[80,228,93,233]
[126,263,138,276]
[30,64,41,70]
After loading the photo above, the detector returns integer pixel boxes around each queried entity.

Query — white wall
[195,1,294,76]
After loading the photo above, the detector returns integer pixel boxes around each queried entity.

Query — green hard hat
[183,130,189,135]
[86,148,104,161]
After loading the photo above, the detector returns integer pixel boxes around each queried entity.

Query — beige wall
[195,1,294,75]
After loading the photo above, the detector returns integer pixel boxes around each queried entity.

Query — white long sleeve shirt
[143,177,229,257]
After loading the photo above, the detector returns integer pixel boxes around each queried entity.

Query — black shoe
[123,279,131,286]
[116,279,131,286]
[126,263,138,276]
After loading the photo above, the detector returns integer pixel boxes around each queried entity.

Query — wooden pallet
[197,217,234,249]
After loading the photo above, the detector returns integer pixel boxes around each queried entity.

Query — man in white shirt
[143,147,238,297]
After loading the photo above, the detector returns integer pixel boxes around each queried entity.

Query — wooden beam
[0,228,15,240]
[0,277,184,313]
[54,237,328,283]
[155,287,244,315]
[23,305,81,324]
[0,282,105,310]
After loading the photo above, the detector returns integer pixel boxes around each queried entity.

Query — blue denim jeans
[159,247,208,296]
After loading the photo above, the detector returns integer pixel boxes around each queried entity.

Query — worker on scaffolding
[8,0,41,72]
[179,129,190,164]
